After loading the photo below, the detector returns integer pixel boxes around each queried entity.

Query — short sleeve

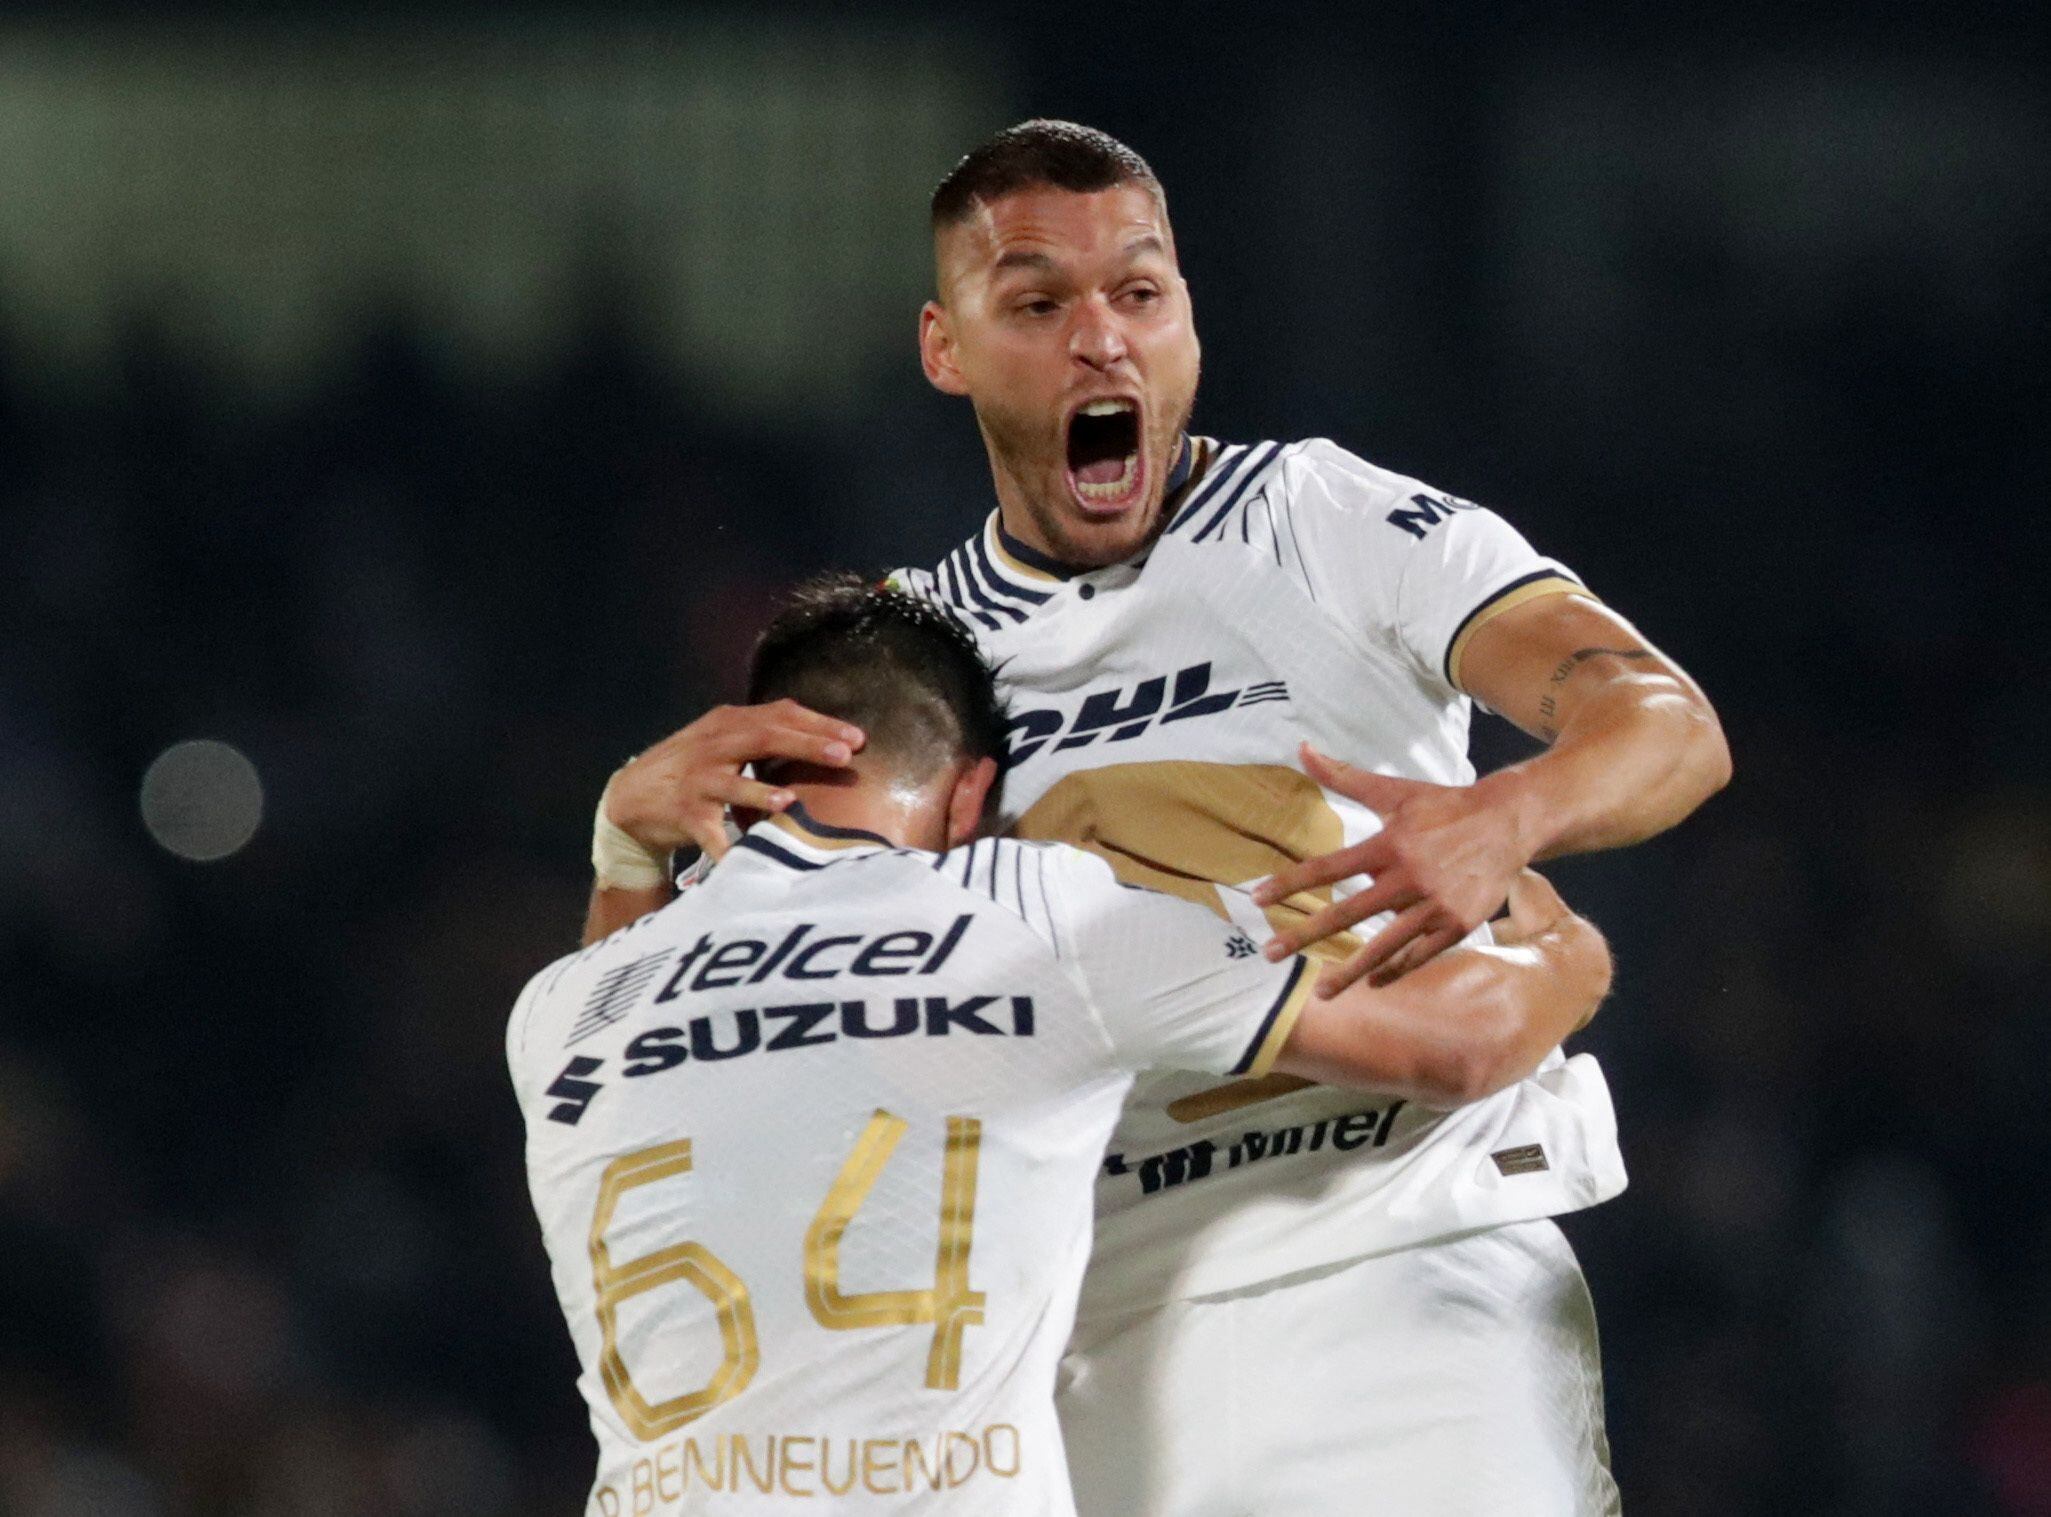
[1282,439,1590,697]
[882,566,937,600]
[1048,849,1316,1079]
[505,964,553,1107]
[505,947,592,1108]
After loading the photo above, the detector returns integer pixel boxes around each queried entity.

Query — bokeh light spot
[139,740,264,862]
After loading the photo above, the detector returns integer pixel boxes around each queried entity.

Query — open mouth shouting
[1064,397,1146,515]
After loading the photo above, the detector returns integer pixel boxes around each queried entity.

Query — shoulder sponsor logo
[1006,661,1288,765]
[1385,491,1480,541]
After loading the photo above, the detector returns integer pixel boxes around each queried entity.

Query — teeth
[1075,454,1138,500]
[1080,399,1134,417]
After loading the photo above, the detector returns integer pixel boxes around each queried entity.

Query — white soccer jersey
[510,808,1313,1516]
[891,434,1628,1316]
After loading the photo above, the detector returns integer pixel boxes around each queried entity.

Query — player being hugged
[586,123,1729,1515]
[518,578,1612,1515]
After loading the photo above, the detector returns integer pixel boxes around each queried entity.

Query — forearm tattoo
[1537,647,1653,740]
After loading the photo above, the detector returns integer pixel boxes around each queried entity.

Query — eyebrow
[991,249,1057,276]
[989,235,1168,279]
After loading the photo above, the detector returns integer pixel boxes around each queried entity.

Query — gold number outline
[804,1110,987,1390]
[588,1139,760,1439]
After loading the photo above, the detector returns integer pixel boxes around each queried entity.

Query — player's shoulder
[1158,435,1300,544]
[507,939,608,1078]
[922,835,1079,951]
[885,516,1056,637]
[1160,435,1449,545]
[882,564,937,600]
[1278,438,1483,524]
[925,835,1194,966]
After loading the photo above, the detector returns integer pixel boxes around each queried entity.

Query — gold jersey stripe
[1240,961,1317,1081]
[1012,759,1364,1124]
[1165,1072,1317,1124]
[1446,575,1594,692]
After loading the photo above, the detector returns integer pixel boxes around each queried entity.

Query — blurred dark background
[2,6,2046,1514]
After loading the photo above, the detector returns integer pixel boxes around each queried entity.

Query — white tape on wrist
[591,795,671,891]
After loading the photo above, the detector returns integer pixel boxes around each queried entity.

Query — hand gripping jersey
[890,435,1628,1318]
[509,809,1313,1516]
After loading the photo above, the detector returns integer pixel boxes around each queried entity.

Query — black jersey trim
[777,804,895,849]
[1438,569,1585,687]
[1167,443,1253,533]
[969,529,1052,606]
[1192,442,1285,543]
[936,555,1004,631]
[993,520,1085,580]
[1229,957,1311,1077]
[947,545,1029,624]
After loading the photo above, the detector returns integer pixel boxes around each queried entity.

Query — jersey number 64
[588,1111,987,1440]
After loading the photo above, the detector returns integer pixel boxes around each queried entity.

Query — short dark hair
[931,119,1162,229]
[746,574,1007,783]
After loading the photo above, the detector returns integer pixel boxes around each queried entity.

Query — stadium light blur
[139,739,264,862]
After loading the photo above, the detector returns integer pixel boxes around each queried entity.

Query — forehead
[941,184,1175,283]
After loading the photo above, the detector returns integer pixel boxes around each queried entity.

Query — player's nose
[1068,296,1129,370]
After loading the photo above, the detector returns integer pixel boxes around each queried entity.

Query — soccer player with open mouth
[516,578,1611,1515]
[582,121,1730,1514]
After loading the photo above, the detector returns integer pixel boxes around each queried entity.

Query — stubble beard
[972,384,1198,570]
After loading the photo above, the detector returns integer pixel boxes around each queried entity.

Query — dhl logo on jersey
[1005,660,1289,765]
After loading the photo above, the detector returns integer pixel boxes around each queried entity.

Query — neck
[983,442,1064,564]
[782,776,948,853]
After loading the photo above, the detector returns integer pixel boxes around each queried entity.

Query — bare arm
[1257,593,1728,993]
[1271,870,1611,1107]
[584,883,674,946]
[1460,594,1731,859]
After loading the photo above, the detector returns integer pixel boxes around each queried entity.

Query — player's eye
[1016,297,1060,318]
[1120,285,1161,307]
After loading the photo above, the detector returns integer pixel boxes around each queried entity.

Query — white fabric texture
[1057,1219,1621,1517]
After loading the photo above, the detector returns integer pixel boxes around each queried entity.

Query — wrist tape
[591,792,671,891]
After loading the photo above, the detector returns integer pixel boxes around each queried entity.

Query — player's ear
[920,301,971,397]
[943,755,1000,848]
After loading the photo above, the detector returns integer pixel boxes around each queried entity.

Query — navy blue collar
[993,517,1086,581]
[774,801,896,851]
[989,433,1196,581]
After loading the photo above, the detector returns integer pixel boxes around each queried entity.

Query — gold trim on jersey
[1240,964,1316,1081]
[804,1109,988,1391]
[589,1140,760,1438]
[1012,759,1358,935]
[1165,1072,1316,1124]
[1446,576,1594,692]
[1163,434,1218,521]
[1011,759,1362,1123]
